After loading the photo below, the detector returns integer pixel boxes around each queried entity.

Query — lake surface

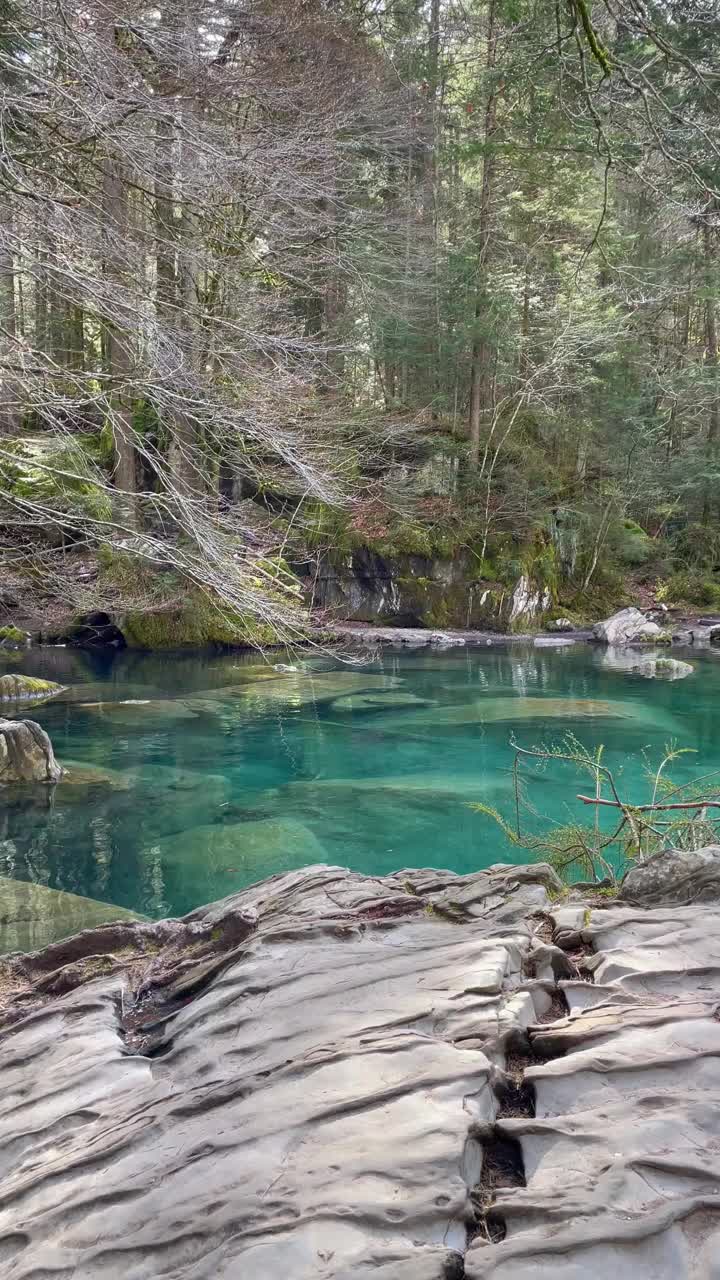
[2,641,718,921]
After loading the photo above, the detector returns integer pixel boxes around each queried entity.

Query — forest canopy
[1,0,719,640]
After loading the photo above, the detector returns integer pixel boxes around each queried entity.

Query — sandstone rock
[0,717,62,783]
[0,673,64,702]
[619,845,720,905]
[591,607,666,645]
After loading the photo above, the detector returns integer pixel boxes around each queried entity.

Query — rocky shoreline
[0,856,718,1278]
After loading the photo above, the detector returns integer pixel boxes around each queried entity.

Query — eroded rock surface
[0,862,717,1279]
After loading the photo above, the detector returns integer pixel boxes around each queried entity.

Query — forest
[1,0,719,645]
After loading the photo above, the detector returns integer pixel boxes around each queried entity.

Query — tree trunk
[103,156,137,528]
[702,215,719,525]
[155,113,176,316]
[468,0,499,465]
[0,200,18,434]
[167,112,204,501]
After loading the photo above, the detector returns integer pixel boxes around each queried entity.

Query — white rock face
[509,575,551,626]
[592,607,664,645]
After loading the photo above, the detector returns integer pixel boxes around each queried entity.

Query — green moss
[0,626,25,644]
[122,598,280,651]
[0,674,63,700]
[99,546,303,650]
[0,438,112,523]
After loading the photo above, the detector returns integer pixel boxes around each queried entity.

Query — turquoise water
[3,642,719,919]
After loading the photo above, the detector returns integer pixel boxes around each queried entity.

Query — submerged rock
[0,673,64,703]
[330,690,432,711]
[0,876,142,953]
[371,695,679,733]
[592,607,668,645]
[0,862,718,1278]
[599,649,694,679]
[0,717,62,784]
[155,817,326,872]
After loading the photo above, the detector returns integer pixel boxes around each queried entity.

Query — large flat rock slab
[0,864,717,1278]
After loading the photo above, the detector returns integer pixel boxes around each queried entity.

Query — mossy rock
[0,674,65,703]
[0,626,29,650]
[121,599,283,650]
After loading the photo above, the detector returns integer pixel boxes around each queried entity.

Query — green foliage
[672,524,720,571]
[663,571,720,609]
[608,519,653,567]
[0,439,112,523]
[0,626,25,644]
[471,735,720,886]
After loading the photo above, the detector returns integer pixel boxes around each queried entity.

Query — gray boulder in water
[620,845,720,905]
[0,716,63,783]
[592,606,667,645]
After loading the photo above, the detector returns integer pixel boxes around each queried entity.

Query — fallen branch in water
[577,796,720,812]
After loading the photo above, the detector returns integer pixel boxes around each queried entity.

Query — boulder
[0,625,30,650]
[547,616,575,632]
[0,717,63,783]
[620,845,720,905]
[592,607,667,645]
[0,673,65,702]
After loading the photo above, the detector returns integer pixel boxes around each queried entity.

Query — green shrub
[663,571,720,609]
[671,523,720,570]
[608,517,653,566]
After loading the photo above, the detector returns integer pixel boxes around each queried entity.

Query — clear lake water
[1,640,717,922]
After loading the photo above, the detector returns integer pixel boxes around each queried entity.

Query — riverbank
[0,855,717,1278]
